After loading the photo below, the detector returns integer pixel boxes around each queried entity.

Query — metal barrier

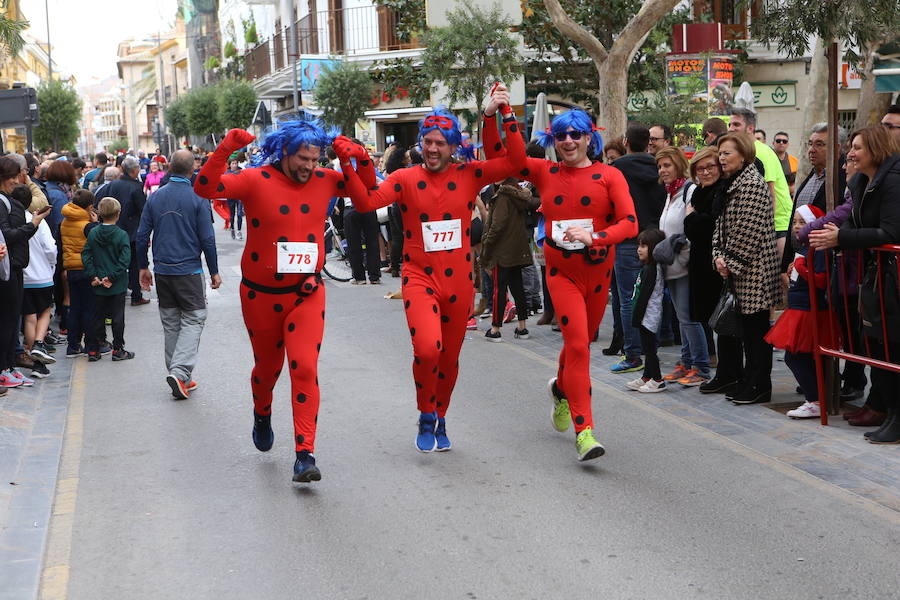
[808,244,900,425]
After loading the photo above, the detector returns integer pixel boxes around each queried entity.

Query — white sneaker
[626,377,647,391]
[638,379,666,393]
[787,401,820,419]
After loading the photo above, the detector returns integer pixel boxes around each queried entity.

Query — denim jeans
[667,275,710,375]
[608,268,623,339]
[615,240,642,360]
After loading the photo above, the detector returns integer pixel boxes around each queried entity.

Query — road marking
[38,360,88,600]
[497,339,900,526]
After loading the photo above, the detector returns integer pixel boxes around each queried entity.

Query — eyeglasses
[695,165,719,174]
[882,122,900,131]
[649,136,665,142]
[553,130,585,142]
[806,141,827,148]
[774,138,788,144]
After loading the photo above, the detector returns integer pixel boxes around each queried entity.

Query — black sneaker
[45,331,61,345]
[293,450,321,483]
[30,341,56,365]
[88,351,101,362]
[112,349,135,361]
[252,412,274,452]
[514,328,530,339]
[30,362,50,379]
[66,346,85,358]
[699,377,740,394]
[485,330,502,343]
[731,387,772,405]
[839,384,865,401]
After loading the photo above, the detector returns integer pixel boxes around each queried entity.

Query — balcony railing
[244,6,419,82]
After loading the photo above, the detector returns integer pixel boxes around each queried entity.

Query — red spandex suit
[333,107,525,452]
[195,126,375,482]
[484,110,637,460]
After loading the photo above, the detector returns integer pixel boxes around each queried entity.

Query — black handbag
[859,254,900,344]
[709,277,742,337]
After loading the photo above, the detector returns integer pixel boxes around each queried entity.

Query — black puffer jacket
[683,180,726,322]
[839,153,900,249]
[612,152,666,240]
[0,193,36,269]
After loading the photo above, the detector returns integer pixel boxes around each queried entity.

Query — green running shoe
[548,377,570,432]
[576,427,605,461]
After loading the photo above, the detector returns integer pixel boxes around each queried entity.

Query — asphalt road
[48,230,900,600]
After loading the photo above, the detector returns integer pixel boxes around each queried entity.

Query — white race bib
[422,219,462,252]
[276,242,318,273]
[790,253,803,282]
[551,218,594,250]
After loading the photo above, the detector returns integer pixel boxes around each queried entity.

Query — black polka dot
[288,322,296,332]
[291,360,298,369]
[475,168,483,178]
[295,298,303,306]
[554,195,564,205]
[441,315,449,323]
[405,230,412,239]
[410,327,416,336]
[316,343,321,352]
[627,215,636,222]
[217,183,224,192]
[393,183,402,192]
[594,284,603,293]
[415,356,421,365]
[405,300,411,309]
[432,305,438,313]
[198,175,208,185]
[441,213,451,221]
[575,416,584,425]
[300,204,310,214]
[248,290,256,299]
[416,381,423,389]
[448,182,457,191]
[562,250,572,259]
[296,434,305,444]
[336,180,345,190]
[424,266,433,275]
[438,372,446,380]
[296,393,306,403]
[248,329,254,337]
[307,234,316,243]
[444,268,453,277]
[606,214,614,223]
[321,310,325,319]
[274,273,285,281]
[274,304,283,313]
[561,316,569,325]
[417,181,427,190]
[253,375,260,384]
[419,213,429,222]
[403,276,409,285]
[426,287,434,295]
[465,227,471,237]
[437,401,443,408]
[261,171,271,179]
[251,252,259,262]
[400,203,408,212]
[509,124,518,133]
[449,294,457,303]
[466,252,471,261]
[550,267,558,276]
[436,340,442,350]
[600,232,607,238]
[468,272,473,280]
[457,164,466,171]
[580,196,591,206]
[251,218,260,228]
[278,236,288,242]
[520,168,530,176]
[550,166,559,174]
[361,159,370,166]
[315,170,324,178]
[467,201,474,210]
[494,142,502,151]
[276,340,283,348]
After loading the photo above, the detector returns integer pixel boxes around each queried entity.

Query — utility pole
[44,0,51,80]
[288,0,301,113]
[156,31,170,155]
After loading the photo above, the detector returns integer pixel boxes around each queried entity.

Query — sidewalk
[482,309,900,513]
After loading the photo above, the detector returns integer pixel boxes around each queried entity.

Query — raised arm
[333,136,400,213]
[194,129,256,200]
[473,113,527,183]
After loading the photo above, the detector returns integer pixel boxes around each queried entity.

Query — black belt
[544,238,609,265]
[241,273,322,296]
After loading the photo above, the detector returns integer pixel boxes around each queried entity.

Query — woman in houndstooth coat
[712,132,781,405]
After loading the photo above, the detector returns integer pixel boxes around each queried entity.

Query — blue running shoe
[611,357,643,373]
[293,450,321,482]
[416,411,437,452]
[252,412,274,452]
[435,417,451,451]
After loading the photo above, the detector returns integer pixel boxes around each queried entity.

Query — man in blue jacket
[136,149,221,400]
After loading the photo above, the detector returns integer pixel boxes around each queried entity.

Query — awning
[874,59,900,93]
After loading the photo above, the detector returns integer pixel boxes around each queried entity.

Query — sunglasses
[423,115,454,129]
[553,130,586,142]
[774,138,788,143]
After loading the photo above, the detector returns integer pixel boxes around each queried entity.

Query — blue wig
[418,106,463,147]
[253,119,340,166]
[536,109,603,155]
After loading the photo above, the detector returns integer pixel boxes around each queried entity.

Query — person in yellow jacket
[60,189,100,357]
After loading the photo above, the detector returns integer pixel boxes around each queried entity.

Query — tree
[33,80,82,151]
[0,13,28,59]
[165,95,190,140]
[420,0,521,137]
[372,0,425,44]
[540,0,681,136]
[109,137,130,153]
[313,60,374,135]
[184,85,223,138]
[218,81,257,130]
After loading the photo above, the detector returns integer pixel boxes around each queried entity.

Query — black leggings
[640,325,660,380]
[739,310,773,391]
[784,351,818,404]
[491,264,528,328]
[0,268,23,370]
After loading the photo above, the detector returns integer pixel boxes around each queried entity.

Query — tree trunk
[597,57,629,138]
[797,38,828,183]
[854,41,892,130]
